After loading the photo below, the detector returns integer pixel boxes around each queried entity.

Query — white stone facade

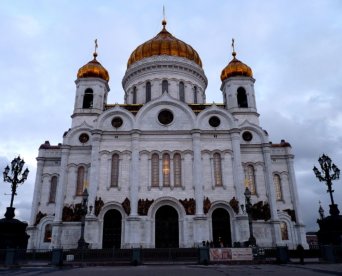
[26,27,308,250]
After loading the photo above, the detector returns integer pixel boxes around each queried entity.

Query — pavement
[0,263,342,276]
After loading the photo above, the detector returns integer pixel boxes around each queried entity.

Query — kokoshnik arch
[26,19,308,249]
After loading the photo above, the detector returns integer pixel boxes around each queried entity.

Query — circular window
[242,131,253,142]
[158,109,174,125]
[79,133,89,143]
[111,117,123,128]
[209,116,221,127]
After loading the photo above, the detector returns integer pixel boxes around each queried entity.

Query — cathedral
[26,19,308,250]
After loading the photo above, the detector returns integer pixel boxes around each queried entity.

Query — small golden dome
[220,51,253,81]
[127,20,202,68]
[77,52,110,81]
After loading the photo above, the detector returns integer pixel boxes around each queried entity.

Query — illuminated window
[146,81,151,102]
[111,154,119,187]
[162,153,170,187]
[151,154,159,187]
[44,224,52,243]
[245,165,256,195]
[179,82,185,102]
[49,176,57,203]
[132,86,137,104]
[76,166,85,196]
[173,153,182,187]
[274,174,282,200]
[213,153,223,186]
[280,222,289,240]
[82,88,93,108]
[162,80,168,93]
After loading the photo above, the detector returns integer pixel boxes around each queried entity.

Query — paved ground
[1,264,342,276]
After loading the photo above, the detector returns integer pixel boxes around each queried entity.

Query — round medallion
[209,116,221,127]
[79,133,89,143]
[158,109,174,125]
[111,117,123,128]
[242,131,253,142]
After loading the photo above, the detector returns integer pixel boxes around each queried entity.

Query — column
[29,158,44,226]
[130,130,140,216]
[52,145,70,248]
[88,130,101,214]
[192,130,203,215]
[262,143,282,245]
[231,130,244,204]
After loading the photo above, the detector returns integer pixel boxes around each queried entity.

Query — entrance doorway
[102,209,122,249]
[212,208,231,247]
[155,205,179,248]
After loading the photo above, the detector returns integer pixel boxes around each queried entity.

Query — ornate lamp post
[313,154,340,216]
[77,188,89,249]
[244,187,256,246]
[3,156,29,219]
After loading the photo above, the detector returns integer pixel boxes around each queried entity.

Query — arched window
[44,224,52,243]
[111,154,119,187]
[151,154,159,187]
[49,176,58,203]
[162,80,168,93]
[237,87,248,108]
[76,166,85,196]
[173,153,182,187]
[213,153,223,186]
[162,153,170,187]
[146,81,151,102]
[82,88,93,108]
[179,82,185,102]
[280,222,289,240]
[245,165,256,195]
[274,174,282,201]
[132,86,137,104]
[193,86,198,104]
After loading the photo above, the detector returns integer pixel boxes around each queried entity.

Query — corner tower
[220,40,259,125]
[72,43,110,127]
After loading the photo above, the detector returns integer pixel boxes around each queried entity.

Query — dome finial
[231,38,236,58]
[162,5,167,28]
[93,39,98,59]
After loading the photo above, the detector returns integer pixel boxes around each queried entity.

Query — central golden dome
[127,20,202,68]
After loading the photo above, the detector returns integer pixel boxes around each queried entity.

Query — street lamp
[3,156,29,219]
[244,187,256,246]
[313,154,340,216]
[77,188,89,249]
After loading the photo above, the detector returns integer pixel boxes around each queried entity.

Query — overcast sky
[0,0,342,232]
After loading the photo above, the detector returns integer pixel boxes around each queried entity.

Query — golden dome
[127,20,202,68]
[77,53,109,81]
[220,51,253,81]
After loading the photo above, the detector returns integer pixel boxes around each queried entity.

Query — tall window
[213,153,223,186]
[49,176,58,203]
[151,154,159,187]
[280,222,289,240]
[132,86,137,104]
[193,86,198,104]
[162,80,168,93]
[44,224,52,243]
[274,174,282,200]
[179,82,185,102]
[76,166,85,196]
[146,81,151,102]
[245,165,256,195]
[162,153,170,187]
[83,88,93,108]
[111,154,119,187]
[173,153,182,187]
[237,87,248,107]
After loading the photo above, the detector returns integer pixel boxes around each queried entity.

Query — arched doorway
[212,208,232,247]
[155,205,179,248]
[102,209,122,249]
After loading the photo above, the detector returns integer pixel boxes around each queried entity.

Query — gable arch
[196,105,237,130]
[96,106,135,131]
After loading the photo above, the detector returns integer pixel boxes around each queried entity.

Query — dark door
[102,209,122,249]
[212,208,231,247]
[155,205,179,248]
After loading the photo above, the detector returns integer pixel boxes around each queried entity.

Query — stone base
[317,214,342,245]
